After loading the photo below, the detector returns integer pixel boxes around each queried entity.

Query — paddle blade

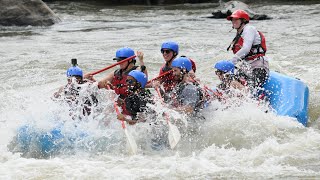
[168,121,181,149]
[124,128,138,155]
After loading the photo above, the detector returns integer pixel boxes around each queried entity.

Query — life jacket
[111,66,138,116]
[111,66,138,98]
[159,63,176,93]
[125,89,153,120]
[171,82,204,112]
[230,30,267,61]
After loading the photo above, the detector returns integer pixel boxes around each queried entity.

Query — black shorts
[250,68,268,88]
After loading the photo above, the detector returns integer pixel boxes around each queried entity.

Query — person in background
[226,9,269,89]
[53,59,98,117]
[151,41,198,102]
[116,70,154,125]
[152,41,179,94]
[85,47,146,116]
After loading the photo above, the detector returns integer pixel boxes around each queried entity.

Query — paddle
[90,55,136,76]
[155,87,181,149]
[146,70,173,84]
[107,85,138,155]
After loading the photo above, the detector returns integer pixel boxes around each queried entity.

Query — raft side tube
[263,71,309,126]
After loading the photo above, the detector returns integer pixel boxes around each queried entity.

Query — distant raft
[263,71,309,126]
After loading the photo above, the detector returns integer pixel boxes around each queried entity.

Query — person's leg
[252,68,268,88]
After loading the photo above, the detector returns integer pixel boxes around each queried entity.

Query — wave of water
[1,1,320,179]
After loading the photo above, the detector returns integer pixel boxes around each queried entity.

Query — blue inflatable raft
[263,71,309,126]
[11,124,89,158]
[11,123,123,158]
[11,71,309,156]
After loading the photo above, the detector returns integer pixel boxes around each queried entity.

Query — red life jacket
[159,58,197,92]
[231,30,267,60]
[111,66,138,115]
[159,63,176,93]
[189,58,196,72]
[111,66,138,97]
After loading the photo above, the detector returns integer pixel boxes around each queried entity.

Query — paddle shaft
[189,76,222,98]
[147,70,173,84]
[155,87,164,103]
[106,85,126,129]
[155,87,170,122]
[107,85,138,154]
[155,87,181,149]
[90,55,136,76]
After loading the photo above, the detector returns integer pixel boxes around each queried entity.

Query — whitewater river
[1,1,320,179]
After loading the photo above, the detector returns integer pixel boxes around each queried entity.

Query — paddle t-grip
[71,58,77,66]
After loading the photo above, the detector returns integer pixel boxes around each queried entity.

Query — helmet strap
[179,69,188,82]
[166,54,177,67]
[122,60,133,72]
[234,19,246,30]
[238,20,246,30]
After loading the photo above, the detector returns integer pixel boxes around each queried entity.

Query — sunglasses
[215,70,225,76]
[161,49,172,54]
[126,79,136,85]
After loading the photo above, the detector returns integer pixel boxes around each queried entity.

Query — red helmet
[227,10,250,22]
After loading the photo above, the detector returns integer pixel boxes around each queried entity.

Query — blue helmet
[67,66,83,78]
[161,41,179,54]
[128,70,148,88]
[171,57,192,72]
[113,47,135,61]
[214,60,235,74]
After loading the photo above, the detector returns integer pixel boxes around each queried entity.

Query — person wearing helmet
[151,41,179,93]
[53,59,98,118]
[168,57,204,116]
[116,70,154,125]
[227,9,269,89]
[152,41,198,98]
[214,60,246,92]
[85,47,146,116]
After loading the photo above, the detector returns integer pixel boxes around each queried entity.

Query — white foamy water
[1,1,320,179]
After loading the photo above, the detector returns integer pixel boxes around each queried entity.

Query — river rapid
[1,1,320,179]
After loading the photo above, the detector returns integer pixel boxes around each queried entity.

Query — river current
[1,1,320,179]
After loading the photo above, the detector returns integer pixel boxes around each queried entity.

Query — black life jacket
[125,89,153,120]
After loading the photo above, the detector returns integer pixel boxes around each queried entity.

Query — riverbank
[42,0,320,5]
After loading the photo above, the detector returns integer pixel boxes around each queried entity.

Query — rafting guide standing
[227,9,269,89]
